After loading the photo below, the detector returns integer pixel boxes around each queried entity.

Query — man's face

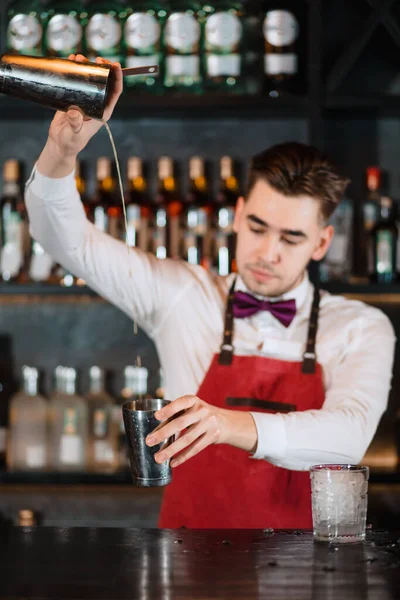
[233,179,334,297]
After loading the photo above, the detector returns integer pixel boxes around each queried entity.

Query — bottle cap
[3,159,19,183]
[366,166,381,191]
[97,157,111,180]
[128,157,143,180]
[158,157,173,180]
[189,156,204,179]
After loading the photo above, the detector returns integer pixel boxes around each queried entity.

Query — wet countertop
[0,527,399,599]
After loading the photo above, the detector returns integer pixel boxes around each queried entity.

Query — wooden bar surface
[0,527,399,599]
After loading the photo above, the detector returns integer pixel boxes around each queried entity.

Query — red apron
[158,281,324,529]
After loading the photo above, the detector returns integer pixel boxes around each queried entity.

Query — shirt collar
[234,271,311,314]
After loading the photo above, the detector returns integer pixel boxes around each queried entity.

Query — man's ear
[312,224,334,261]
[233,196,245,234]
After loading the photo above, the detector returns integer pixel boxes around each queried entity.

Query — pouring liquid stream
[101,119,140,355]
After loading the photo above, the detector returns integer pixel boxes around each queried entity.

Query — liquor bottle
[154,157,182,259]
[86,366,117,473]
[124,1,165,92]
[262,1,305,95]
[6,0,44,56]
[44,0,86,58]
[0,159,26,283]
[0,335,16,468]
[363,167,381,233]
[362,166,381,276]
[29,238,55,283]
[163,0,204,92]
[7,366,48,472]
[85,0,126,63]
[115,365,149,470]
[213,156,239,275]
[126,157,151,252]
[87,157,119,237]
[369,196,398,284]
[183,157,212,267]
[50,367,88,472]
[319,196,354,282]
[203,0,245,92]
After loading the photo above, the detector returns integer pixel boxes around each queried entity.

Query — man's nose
[258,233,280,264]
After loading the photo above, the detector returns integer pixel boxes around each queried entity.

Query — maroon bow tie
[232,291,296,327]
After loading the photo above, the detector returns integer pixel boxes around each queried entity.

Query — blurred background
[0,0,399,529]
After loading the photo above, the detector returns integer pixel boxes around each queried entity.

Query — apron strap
[301,286,320,375]
[218,278,321,374]
[218,277,236,366]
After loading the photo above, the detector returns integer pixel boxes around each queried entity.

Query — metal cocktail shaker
[123,399,175,487]
[0,54,113,119]
[0,54,157,119]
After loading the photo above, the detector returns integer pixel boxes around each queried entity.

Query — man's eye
[250,228,265,235]
[282,238,298,246]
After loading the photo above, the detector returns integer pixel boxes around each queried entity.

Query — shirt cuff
[26,163,76,202]
[249,412,287,461]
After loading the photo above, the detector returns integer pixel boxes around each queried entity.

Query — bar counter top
[0,527,399,599]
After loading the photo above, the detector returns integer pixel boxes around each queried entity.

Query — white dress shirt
[25,166,396,471]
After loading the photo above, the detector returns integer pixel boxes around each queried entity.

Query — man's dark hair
[246,142,350,221]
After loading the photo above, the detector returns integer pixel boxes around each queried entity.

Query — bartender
[25,56,395,529]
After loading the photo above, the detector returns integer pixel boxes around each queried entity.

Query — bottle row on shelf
[322,166,399,285]
[1,154,240,285]
[1,156,399,289]
[7,363,162,474]
[5,0,306,95]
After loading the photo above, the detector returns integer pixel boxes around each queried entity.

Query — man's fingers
[170,433,210,467]
[154,395,197,422]
[75,54,90,63]
[146,406,202,447]
[154,423,208,464]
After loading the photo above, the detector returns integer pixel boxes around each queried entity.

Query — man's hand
[37,54,123,178]
[146,395,258,468]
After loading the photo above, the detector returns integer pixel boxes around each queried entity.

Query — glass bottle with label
[364,167,381,233]
[183,157,212,267]
[319,196,354,282]
[153,157,182,259]
[6,0,45,56]
[164,0,204,92]
[29,239,55,284]
[85,0,126,63]
[50,367,88,472]
[126,157,151,252]
[363,166,381,276]
[44,0,86,58]
[203,0,245,93]
[0,159,26,283]
[124,1,165,92]
[87,158,118,237]
[213,156,239,275]
[114,365,149,470]
[86,366,117,473]
[7,366,48,472]
[262,1,305,95]
[369,197,398,284]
